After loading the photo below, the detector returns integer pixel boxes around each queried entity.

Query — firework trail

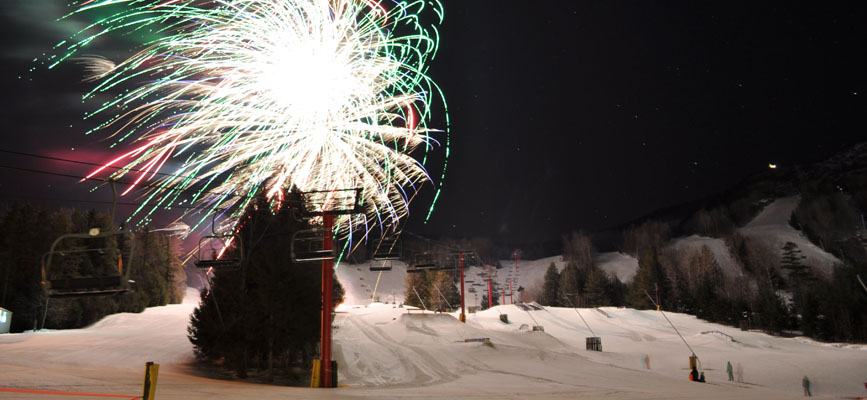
[44,0,448,237]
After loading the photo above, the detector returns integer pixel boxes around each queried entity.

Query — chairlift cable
[432,284,453,309]
[411,285,427,311]
[371,268,384,302]
[857,274,867,295]
[645,289,698,366]
[561,294,596,337]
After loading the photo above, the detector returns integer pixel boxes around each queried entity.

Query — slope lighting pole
[459,252,466,322]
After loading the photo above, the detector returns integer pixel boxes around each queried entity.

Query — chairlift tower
[289,189,361,389]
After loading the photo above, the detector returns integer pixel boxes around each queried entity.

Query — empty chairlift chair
[41,230,135,298]
[370,236,401,271]
[407,252,440,273]
[194,234,243,270]
[291,227,334,263]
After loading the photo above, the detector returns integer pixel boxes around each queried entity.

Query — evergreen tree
[540,262,561,306]
[583,264,610,307]
[480,289,500,310]
[0,203,180,332]
[781,242,812,284]
[559,262,582,306]
[187,190,344,379]
[627,247,663,309]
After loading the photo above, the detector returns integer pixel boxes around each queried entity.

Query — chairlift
[457,251,483,267]
[291,227,334,263]
[41,230,135,298]
[369,260,393,272]
[371,236,401,261]
[194,234,243,270]
[407,263,439,273]
[407,252,440,273]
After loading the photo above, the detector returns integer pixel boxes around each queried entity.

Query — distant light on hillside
[769,164,777,169]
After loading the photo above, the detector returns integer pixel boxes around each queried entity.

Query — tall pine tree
[540,262,561,306]
[583,264,610,307]
[559,262,582,306]
[187,190,344,379]
[627,247,664,309]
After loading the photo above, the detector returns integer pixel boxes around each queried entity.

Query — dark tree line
[187,192,344,382]
[536,232,627,309]
[0,202,185,333]
[532,217,867,343]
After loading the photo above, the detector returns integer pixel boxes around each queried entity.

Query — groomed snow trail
[1,287,864,398]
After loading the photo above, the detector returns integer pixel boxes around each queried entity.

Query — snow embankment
[0,288,199,371]
[739,195,841,275]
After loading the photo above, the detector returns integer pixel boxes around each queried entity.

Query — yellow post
[310,359,321,388]
[689,355,697,370]
[142,361,159,400]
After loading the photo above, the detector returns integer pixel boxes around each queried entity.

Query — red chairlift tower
[289,188,361,389]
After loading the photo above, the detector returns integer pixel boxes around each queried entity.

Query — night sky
[1,1,865,245]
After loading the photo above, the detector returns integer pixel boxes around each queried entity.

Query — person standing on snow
[802,375,812,397]
[727,361,734,381]
[689,366,699,382]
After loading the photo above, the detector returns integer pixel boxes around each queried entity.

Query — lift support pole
[320,214,334,388]
[459,253,466,322]
[488,276,493,308]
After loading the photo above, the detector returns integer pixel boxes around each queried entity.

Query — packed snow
[1,278,866,399]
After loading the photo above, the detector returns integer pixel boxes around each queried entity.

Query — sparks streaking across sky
[41,0,448,237]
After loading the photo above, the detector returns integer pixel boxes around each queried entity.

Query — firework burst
[46,0,448,236]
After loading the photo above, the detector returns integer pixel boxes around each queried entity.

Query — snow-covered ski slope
[1,288,865,399]
[740,195,841,274]
[338,252,639,306]
[342,196,819,302]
